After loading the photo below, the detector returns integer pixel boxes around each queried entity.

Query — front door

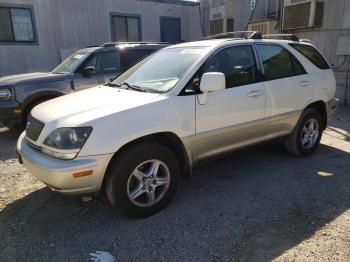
[160,17,181,43]
[74,50,121,91]
[194,45,266,161]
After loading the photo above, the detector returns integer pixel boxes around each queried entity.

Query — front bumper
[327,98,339,118]
[0,100,22,123]
[17,132,113,195]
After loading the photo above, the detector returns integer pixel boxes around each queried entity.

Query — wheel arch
[305,100,327,129]
[102,132,192,187]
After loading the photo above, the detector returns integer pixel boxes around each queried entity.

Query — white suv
[17,34,338,217]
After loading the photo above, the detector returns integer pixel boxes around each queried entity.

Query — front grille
[26,116,45,142]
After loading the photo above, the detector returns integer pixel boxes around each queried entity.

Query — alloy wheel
[301,118,319,149]
[127,160,171,207]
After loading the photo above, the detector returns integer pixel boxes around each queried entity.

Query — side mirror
[82,66,96,77]
[200,72,225,93]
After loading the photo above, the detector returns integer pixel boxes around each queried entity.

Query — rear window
[290,44,330,70]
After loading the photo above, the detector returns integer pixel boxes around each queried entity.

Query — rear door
[255,44,312,122]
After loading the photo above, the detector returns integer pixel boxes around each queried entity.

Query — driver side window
[83,51,121,74]
[203,45,257,88]
[181,45,257,95]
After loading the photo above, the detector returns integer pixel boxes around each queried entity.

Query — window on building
[289,44,330,70]
[210,19,223,35]
[251,23,268,35]
[0,6,35,42]
[256,44,306,81]
[267,0,278,17]
[227,19,234,32]
[112,15,141,42]
[203,45,257,88]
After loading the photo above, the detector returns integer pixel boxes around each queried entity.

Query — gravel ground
[0,107,350,262]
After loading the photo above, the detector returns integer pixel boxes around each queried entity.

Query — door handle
[299,81,310,87]
[247,90,264,98]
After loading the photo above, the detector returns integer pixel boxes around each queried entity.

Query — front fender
[16,78,73,106]
[78,95,196,156]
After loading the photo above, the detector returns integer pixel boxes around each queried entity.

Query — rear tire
[285,108,323,156]
[104,142,180,218]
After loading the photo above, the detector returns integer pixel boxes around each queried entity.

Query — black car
[0,42,168,128]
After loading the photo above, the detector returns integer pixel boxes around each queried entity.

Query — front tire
[285,108,323,156]
[104,142,180,218]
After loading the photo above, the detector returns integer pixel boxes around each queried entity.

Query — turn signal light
[72,170,93,178]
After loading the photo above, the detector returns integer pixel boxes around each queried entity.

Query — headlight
[42,127,92,160]
[0,87,15,100]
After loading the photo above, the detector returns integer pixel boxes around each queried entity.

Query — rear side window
[290,44,330,70]
[256,44,306,81]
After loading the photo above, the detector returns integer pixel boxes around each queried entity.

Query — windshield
[52,52,90,74]
[111,47,206,93]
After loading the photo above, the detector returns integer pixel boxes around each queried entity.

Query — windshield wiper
[106,81,147,92]
[121,82,147,92]
[105,82,121,87]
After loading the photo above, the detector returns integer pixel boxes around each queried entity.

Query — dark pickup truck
[0,42,168,128]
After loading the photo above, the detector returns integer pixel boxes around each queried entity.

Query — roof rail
[300,39,315,45]
[101,42,169,47]
[262,34,300,41]
[202,31,262,40]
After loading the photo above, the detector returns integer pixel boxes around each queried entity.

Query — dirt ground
[0,107,350,262]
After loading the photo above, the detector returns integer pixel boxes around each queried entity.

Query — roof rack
[202,31,262,40]
[262,34,300,41]
[300,39,315,44]
[101,42,169,47]
[202,32,315,44]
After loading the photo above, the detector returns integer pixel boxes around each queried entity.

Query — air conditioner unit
[209,2,234,35]
[248,19,278,35]
[283,0,324,30]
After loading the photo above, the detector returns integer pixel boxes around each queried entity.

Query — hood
[0,72,69,86]
[31,86,165,126]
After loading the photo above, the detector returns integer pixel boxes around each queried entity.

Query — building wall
[208,0,281,33]
[0,0,204,76]
[286,0,350,104]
